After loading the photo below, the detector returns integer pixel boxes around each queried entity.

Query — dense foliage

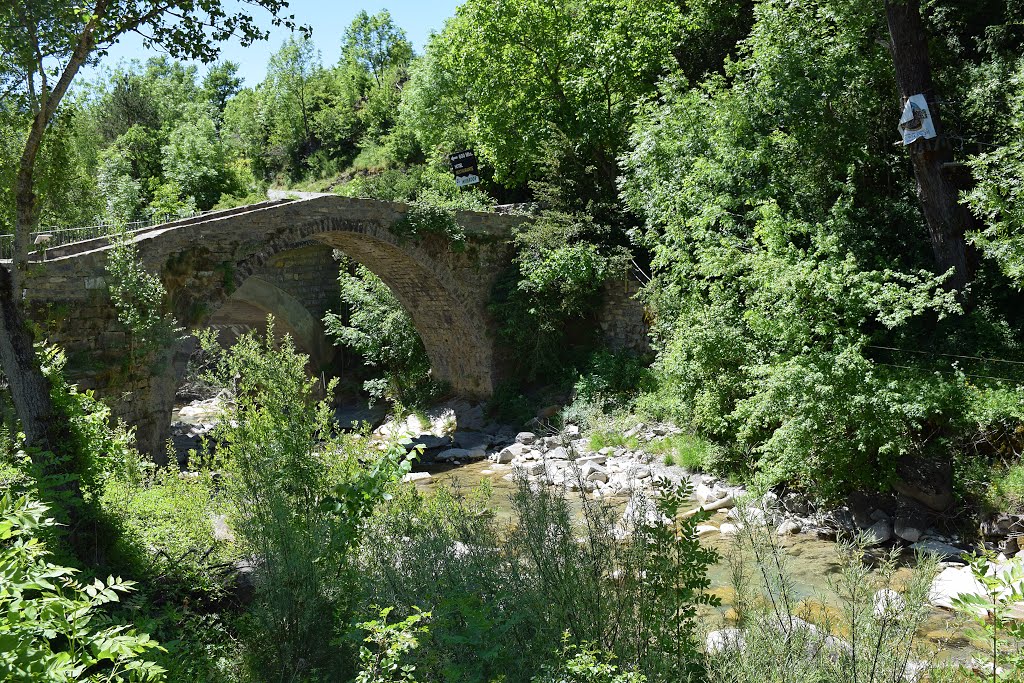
[0,494,164,682]
[5,1,1024,679]
[324,259,437,407]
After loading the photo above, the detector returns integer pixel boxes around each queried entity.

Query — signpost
[449,149,480,188]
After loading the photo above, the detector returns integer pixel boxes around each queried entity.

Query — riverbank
[166,394,1024,667]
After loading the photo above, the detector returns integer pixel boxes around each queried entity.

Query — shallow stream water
[419,459,979,664]
[170,400,981,664]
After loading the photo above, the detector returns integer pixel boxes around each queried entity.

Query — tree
[202,60,242,114]
[0,0,301,520]
[265,35,320,174]
[410,0,684,208]
[342,10,413,88]
[161,114,228,209]
[885,0,974,291]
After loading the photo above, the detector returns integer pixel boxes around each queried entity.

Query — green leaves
[0,493,165,682]
[951,551,1024,679]
[355,606,431,683]
[324,258,437,407]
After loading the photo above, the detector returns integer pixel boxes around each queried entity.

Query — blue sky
[88,0,464,86]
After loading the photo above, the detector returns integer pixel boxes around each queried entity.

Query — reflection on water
[420,459,977,662]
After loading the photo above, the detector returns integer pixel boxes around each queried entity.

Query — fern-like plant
[0,493,165,682]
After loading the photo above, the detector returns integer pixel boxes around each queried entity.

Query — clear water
[419,459,980,664]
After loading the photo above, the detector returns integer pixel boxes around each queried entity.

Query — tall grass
[706,499,941,683]
[357,462,719,683]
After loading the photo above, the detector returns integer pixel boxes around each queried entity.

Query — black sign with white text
[449,149,480,188]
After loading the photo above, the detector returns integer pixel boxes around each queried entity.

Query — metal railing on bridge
[0,212,202,260]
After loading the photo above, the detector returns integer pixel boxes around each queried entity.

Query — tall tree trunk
[885,0,972,291]
[0,263,72,459]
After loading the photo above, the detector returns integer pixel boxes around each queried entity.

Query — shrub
[324,258,441,408]
[952,551,1024,680]
[490,211,629,381]
[708,499,940,683]
[647,434,718,472]
[533,637,646,683]
[0,493,165,682]
[101,462,229,594]
[206,321,413,681]
[572,350,653,412]
[358,472,719,683]
[355,606,431,683]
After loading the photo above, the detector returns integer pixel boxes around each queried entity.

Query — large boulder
[893,454,954,512]
[453,431,492,451]
[893,498,931,543]
[929,565,985,609]
[515,461,546,477]
[912,539,965,561]
[515,431,537,445]
[864,519,894,546]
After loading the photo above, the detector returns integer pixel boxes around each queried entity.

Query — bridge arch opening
[183,219,502,404]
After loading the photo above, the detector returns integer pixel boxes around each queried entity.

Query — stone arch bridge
[21,196,529,458]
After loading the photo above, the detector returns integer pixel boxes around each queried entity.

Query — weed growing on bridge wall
[390,203,466,249]
[105,233,179,374]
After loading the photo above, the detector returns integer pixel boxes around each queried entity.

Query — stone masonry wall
[598,277,651,355]
[21,196,523,458]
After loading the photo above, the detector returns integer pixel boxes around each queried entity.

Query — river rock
[696,524,718,537]
[577,454,607,466]
[873,589,907,618]
[211,514,234,543]
[547,446,570,461]
[719,522,742,536]
[436,447,486,463]
[402,471,433,484]
[515,431,537,445]
[495,443,528,463]
[583,462,609,483]
[929,565,985,608]
[777,520,802,536]
[912,539,965,561]
[453,431,491,451]
[706,628,746,653]
[864,519,894,546]
[516,461,546,477]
